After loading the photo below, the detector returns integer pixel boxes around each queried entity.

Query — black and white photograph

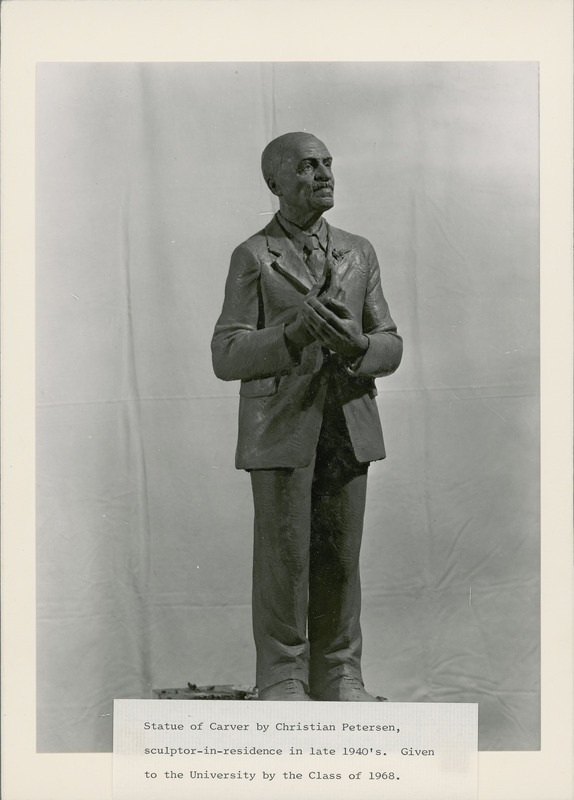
[36,60,539,751]
[2,2,572,800]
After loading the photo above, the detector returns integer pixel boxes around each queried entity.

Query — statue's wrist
[283,323,306,358]
[352,334,369,356]
[285,321,311,348]
[284,322,301,344]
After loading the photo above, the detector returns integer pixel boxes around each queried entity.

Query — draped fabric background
[36,62,539,752]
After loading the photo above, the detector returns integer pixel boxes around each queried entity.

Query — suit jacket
[211,214,403,470]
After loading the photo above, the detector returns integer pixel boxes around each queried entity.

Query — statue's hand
[284,283,324,348]
[284,313,315,348]
[302,297,368,359]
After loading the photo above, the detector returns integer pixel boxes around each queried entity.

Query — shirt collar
[276,212,328,252]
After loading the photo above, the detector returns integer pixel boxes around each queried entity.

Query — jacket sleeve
[346,239,403,378]
[211,242,296,382]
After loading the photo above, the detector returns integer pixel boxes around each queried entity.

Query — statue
[212,132,403,701]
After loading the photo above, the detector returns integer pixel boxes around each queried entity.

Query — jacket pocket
[239,376,279,398]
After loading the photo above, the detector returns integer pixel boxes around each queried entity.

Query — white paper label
[113,699,477,799]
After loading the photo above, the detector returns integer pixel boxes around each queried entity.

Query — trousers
[249,384,370,696]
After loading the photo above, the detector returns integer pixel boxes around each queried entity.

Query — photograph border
[2,2,572,799]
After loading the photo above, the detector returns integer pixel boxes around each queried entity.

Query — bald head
[261,132,325,185]
[261,132,334,227]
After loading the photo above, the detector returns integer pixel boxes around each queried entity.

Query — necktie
[303,238,326,283]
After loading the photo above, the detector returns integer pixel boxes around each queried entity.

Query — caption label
[113,699,477,799]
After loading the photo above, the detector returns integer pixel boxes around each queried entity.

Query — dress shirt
[276,213,328,282]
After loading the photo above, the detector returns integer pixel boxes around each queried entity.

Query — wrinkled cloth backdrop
[36,62,539,752]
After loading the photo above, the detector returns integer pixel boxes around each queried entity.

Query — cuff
[345,335,370,376]
[283,324,303,365]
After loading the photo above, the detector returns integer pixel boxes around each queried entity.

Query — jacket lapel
[329,234,353,283]
[265,216,315,294]
[264,215,355,296]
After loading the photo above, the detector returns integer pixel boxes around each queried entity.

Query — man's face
[271,136,334,218]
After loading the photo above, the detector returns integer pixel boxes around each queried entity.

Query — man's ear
[266,176,282,197]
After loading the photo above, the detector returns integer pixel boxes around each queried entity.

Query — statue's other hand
[284,310,316,350]
[303,297,368,359]
[284,281,329,349]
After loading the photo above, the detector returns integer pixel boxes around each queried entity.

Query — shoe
[312,676,387,702]
[258,679,311,701]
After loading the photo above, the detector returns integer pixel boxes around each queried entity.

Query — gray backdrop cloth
[36,62,539,752]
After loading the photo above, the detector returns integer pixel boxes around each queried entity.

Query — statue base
[153,683,258,700]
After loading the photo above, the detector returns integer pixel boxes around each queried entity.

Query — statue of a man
[212,132,402,701]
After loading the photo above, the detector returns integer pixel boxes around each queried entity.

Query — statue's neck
[278,205,324,233]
